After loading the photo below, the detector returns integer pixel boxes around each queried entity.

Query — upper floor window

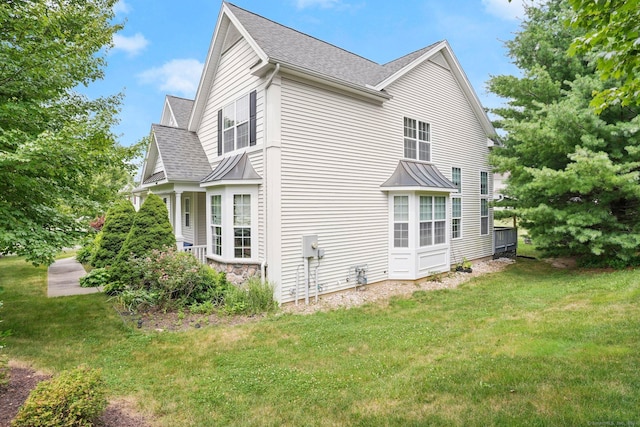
[480,171,488,195]
[222,95,249,153]
[404,117,430,161]
[452,167,462,193]
[218,91,257,156]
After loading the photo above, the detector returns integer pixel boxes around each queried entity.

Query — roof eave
[201,179,262,188]
[188,3,269,132]
[375,40,496,138]
[269,59,392,103]
[380,186,459,193]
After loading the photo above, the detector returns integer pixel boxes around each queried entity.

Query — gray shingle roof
[151,124,211,182]
[166,96,194,129]
[226,2,440,88]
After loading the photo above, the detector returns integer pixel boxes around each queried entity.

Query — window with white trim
[211,195,222,256]
[480,171,489,235]
[233,194,251,258]
[184,197,191,228]
[452,197,462,239]
[451,167,462,239]
[222,94,250,153]
[404,117,430,161]
[393,196,409,248]
[420,196,446,246]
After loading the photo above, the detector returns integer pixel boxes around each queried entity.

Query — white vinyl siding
[197,37,263,163]
[279,77,392,302]
[384,57,492,263]
[275,55,493,301]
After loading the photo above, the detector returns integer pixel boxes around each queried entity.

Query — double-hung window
[393,196,409,248]
[211,195,222,256]
[480,171,489,235]
[184,197,191,228]
[222,95,249,152]
[404,117,431,161]
[451,167,462,239]
[420,196,446,246]
[233,194,251,258]
[218,91,257,156]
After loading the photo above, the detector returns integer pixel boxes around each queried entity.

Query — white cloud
[113,33,149,57]
[295,0,341,9]
[482,0,526,21]
[138,59,204,97]
[113,0,131,14]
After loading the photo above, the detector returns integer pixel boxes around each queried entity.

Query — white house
[134,2,497,304]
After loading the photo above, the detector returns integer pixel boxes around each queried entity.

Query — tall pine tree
[489,0,640,267]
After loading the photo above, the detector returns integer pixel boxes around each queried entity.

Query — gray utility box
[302,234,319,258]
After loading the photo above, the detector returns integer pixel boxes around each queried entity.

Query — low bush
[102,281,125,296]
[223,277,277,315]
[79,268,110,288]
[113,249,228,311]
[11,366,107,427]
[114,289,158,312]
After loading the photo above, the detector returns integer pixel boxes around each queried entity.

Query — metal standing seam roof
[142,171,166,185]
[381,161,458,191]
[148,124,212,183]
[225,2,441,89]
[201,152,261,183]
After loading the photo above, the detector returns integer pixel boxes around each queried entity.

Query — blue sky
[86,0,527,148]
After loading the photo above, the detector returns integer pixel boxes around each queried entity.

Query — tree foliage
[568,0,640,112]
[489,0,640,267]
[90,199,135,268]
[111,194,176,284]
[0,0,142,265]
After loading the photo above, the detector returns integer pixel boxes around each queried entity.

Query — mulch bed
[0,365,152,427]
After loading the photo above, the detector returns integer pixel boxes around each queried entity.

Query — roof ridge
[166,95,194,102]
[382,42,443,67]
[225,2,382,67]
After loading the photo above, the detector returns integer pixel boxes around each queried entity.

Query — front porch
[135,186,209,263]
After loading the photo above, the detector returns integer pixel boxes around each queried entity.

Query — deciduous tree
[0,0,141,265]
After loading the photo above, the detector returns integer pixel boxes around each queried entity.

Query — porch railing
[183,245,207,264]
[494,227,517,257]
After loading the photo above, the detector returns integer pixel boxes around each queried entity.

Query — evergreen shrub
[90,200,135,268]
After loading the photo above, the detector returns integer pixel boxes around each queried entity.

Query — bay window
[207,186,257,261]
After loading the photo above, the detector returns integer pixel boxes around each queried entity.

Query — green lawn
[1,255,639,426]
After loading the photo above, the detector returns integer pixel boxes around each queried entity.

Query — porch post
[174,191,184,250]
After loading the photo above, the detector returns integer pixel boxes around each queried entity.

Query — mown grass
[1,255,639,426]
